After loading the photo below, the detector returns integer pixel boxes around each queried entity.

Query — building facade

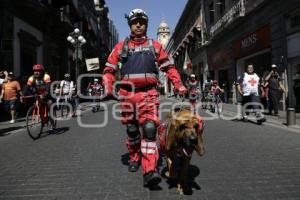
[168,0,300,110]
[0,0,118,82]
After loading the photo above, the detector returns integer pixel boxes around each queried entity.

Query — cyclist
[186,74,201,111]
[201,80,211,109]
[210,80,224,113]
[26,64,55,128]
[59,73,76,117]
[87,78,103,112]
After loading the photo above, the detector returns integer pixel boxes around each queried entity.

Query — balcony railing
[209,0,246,37]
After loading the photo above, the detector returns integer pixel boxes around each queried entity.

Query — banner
[85,58,100,71]
[183,49,192,75]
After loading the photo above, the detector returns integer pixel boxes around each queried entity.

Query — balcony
[209,0,266,39]
[209,0,246,38]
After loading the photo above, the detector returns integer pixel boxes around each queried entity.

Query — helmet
[64,73,70,78]
[190,74,196,78]
[94,78,98,82]
[126,9,148,25]
[32,64,45,71]
[271,64,278,69]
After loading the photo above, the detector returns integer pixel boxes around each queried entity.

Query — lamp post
[67,28,86,80]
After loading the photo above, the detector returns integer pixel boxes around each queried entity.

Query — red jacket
[102,36,183,94]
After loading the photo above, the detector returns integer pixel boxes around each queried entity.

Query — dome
[157,19,170,33]
[159,21,168,28]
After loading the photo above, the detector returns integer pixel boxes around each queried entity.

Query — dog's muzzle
[179,135,198,157]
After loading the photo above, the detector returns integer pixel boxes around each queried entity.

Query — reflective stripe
[105,62,117,70]
[159,61,172,69]
[141,141,157,148]
[122,73,157,79]
[129,47,151,52]
[141,148,156,154]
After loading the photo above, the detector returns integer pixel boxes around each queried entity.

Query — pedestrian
[237,64,266,122]
[102,8,187,188]
[221,82,228,103]
[293,64,300,112]
[265,64,287,116]
[261,71,270,111]
[60,73,77,116]
[0,72,22,123]
[0,70,8,87]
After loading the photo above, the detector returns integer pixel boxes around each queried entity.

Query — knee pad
[126,124,139,138]
[142,120,157,141]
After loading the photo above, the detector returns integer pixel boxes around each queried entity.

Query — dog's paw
[176,184,184,195]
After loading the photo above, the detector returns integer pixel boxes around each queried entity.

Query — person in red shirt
[27,64,54,127]
[87,78,103,112]
[186,74,200,111]
[102,8,187,188]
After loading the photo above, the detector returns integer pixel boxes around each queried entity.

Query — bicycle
[25,95,57,140]
[211,93,223,116]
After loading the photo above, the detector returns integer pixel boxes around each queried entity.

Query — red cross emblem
[248,78,257,86]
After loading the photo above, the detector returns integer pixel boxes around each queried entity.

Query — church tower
[157,18,170,49]
[157,18,171,95]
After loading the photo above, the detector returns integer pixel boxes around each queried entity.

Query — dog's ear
[193,116,205,156]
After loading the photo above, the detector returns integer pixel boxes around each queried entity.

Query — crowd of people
[0,64,106,123]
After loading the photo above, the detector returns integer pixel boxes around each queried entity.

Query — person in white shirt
[59,73,77,117]
[0,70,8,86]
[237,64,266,122]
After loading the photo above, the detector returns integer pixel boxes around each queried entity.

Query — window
[218,0,226,17]
[209,2,215,24]
[291,14,300,28]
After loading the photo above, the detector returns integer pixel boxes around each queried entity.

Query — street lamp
[67,28,86,79]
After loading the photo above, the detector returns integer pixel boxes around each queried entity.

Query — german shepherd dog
[159,108,205,194]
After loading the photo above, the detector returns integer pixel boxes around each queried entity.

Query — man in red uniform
[102,9,187,187]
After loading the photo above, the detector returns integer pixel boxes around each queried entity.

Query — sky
[105,0,188,40]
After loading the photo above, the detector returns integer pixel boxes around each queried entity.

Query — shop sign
[233,26,270,58]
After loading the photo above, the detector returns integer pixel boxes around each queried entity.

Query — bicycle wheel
[26,105,43,140]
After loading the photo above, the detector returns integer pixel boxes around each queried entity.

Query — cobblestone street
[0,100,299,200]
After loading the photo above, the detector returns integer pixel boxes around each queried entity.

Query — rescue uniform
[103,36,183,175]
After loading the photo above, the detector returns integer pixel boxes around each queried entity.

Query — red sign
[209,49,228,70]
[233,26,270,59]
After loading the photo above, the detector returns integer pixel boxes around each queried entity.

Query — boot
[128,161,139,172]
[143,171,161,187]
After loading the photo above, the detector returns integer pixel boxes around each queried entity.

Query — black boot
[143,171,161,187]
[128,161,139,172]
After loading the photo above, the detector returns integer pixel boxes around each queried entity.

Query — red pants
[119,88,160,174]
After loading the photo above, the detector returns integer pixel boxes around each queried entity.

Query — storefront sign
[233,26,270,59]
[209,49,228,70]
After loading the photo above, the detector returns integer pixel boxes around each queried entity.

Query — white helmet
[190,74,196,78]
[126,8,148,25]
[94,78,98,82]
